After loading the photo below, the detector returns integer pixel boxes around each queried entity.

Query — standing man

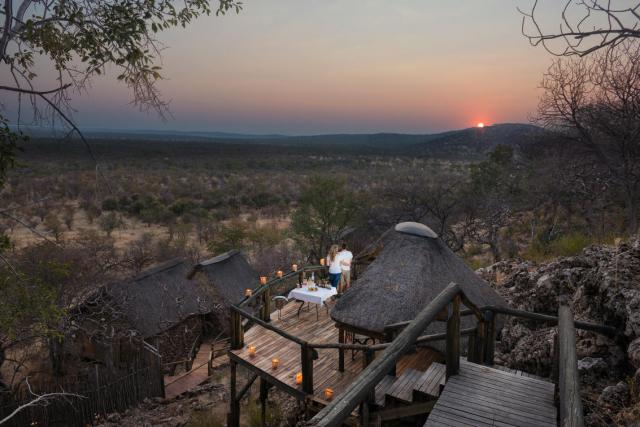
[338,242,353,294]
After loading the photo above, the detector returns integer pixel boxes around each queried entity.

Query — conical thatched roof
[331,222,507,340]
[189,250,258,306]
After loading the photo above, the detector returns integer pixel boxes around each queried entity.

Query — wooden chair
[272,296,289,320]
[345,331,376,360]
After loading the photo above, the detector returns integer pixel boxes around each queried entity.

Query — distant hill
[17,123,545,160]
[403,123,545,159]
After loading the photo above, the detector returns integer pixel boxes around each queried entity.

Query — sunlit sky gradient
[2,1,559,134]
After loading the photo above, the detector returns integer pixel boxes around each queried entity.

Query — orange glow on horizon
[476,122,485,128]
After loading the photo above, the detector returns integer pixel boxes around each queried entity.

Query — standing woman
[326,244,342,290]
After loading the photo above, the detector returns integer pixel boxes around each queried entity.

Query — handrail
[238,265,327,308]
[306,282,461,427]
[231,305,307,346]
[558,304,584,426]
[308,327,476,351]
[486,305,618,336]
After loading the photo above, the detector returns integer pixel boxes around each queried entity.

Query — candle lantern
[277,270,283,278]
[324,388,334,400]
[292,264,298,272]
[271,358,280,369]
[295,372,303,385]
[244,288,253,297]
[248,345,256,357]
[260,276,267,285]
[320,258,325,266]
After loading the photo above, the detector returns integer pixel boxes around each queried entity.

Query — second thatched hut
[330,222,507,350]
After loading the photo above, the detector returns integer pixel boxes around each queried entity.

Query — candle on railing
[276,270,283,278]
[244,288,253,297]
[324,388,334,400]
[260,276,267,285]
[248,345,256,357]
[295,372,303,385]
[292,264,298,272]
[320,258,325,266]
[271,358,279,369]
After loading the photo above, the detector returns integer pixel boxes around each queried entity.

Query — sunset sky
[2,1,559,134]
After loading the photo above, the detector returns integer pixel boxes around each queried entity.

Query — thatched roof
[106,258,215,338]
[331,222,507,340]
[189,250,258,306]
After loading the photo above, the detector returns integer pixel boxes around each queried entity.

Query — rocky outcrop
[478,241,640,426]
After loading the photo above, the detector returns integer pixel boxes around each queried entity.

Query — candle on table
[248,345,256,357]
[244,289,252,297]
[271,358,279,369]
[277,270,283,278]
[295,372,303,385]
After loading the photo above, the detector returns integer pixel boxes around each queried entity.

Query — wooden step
[414,362,446,401]
[374,375,396,407]
[386,368,424,404]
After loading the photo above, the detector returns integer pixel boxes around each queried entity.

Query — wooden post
[298,271,304,286]
[230,309,244,350]
[363,348,374,369]
[301,344,314,394]
[228,360,240,427]
[558,303,584,426]
[259,378,269,427]
[338,328,345,373]
[467,327,478,363]
[446,294,461,379]
[261,286,272,322]
[483,309,496,366]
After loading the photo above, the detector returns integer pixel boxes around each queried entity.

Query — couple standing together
[327,243,353,294]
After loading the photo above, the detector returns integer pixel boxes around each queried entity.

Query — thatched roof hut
[106,258,214,339]
[330,222,507,344]
[188,250,259,333]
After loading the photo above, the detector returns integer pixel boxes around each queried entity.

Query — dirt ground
[95,363,302,427]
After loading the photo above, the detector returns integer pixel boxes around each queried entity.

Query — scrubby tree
[292,176,363,261]
[537,41,640,233]
[465,145,522,261]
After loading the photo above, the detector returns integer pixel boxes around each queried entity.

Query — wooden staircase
[368,362,446,424]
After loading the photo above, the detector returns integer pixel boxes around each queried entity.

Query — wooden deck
[425,359,557,427]
[230,299,441,404]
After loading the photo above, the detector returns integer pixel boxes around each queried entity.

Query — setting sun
[477,122,485,128]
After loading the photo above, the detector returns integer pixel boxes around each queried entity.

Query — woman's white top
[328,255,342,274]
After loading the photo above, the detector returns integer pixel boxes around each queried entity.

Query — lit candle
[248,345,256,357]
[324,388,334,400]
[271,358,279,369]
[295,372,303,385]
[277,270,283,278]
[260,276,267,285]
[292,264,298,272]
[244,289,252,297]
[320,258,325,266]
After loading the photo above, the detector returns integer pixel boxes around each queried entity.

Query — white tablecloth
[287,285,337,305]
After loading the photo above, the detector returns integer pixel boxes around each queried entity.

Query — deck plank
[425,361,557,427]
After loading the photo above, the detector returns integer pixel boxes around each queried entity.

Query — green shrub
[551,232,592,257]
